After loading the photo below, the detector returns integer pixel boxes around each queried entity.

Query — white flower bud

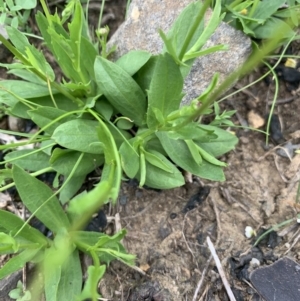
[245,226,256,238]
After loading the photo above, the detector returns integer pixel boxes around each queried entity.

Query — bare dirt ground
[1,1,300,301]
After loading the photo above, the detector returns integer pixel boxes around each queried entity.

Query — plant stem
[178,0,211,61]
[173,31,293,131]
[0,167,54,192]
[248,0,260,18]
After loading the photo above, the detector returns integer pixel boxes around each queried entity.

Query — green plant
[0,0,239,298]
[9,281,31,301]
[0,0,285,299]
[214,0,300,40]
[0,0,36,30]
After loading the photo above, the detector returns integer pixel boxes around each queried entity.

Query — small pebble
[170,213,177,219]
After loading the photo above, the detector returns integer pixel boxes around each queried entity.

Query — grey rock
[108,0,252,106]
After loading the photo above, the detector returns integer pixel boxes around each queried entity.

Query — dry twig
[206,236,237,301]
[192,255,212,301]
[192,194,221,301]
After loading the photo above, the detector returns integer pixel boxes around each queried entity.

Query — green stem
[98,0,106,29]
[0,167,54,192]
[178,0,211,60]
[228,0,244,9]
[172,32,294,132]
[254,218,295,246]
[39,0,52,24]
[248,0,260,18]
[1,143,56,165]
[0,242,41,253]
[28,109,86,144]
[0,36,84,107]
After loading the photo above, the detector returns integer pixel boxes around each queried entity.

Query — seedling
[214,0,300,40]
[0,0,36,31]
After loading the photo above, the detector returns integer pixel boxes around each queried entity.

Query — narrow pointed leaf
[147,53,183,119]
[119,140,139,178]
[13,165,70,233]
[50,149,104,177]
[4,149,50,171]
[0,248,42,279]
[28,106,74,135]
[143,149,173,173]
[185,140,202,165]
[56,250,82,301]
[156,132,225,181]
[116,50,151,76]
[140,159,184,189]
[94,56,147,126]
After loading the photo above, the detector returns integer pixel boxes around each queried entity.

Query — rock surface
[108,0,252,105]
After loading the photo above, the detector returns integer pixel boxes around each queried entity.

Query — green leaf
[52,119,104,154]
[140,157,184,189]
[4,149,50,171]
[147,106,165,129]
[251,0,286,21]
[143,149,173,173]
[0,248,41,279]
[67,180,111,224]
[139,150,146,187]
[116,50,152,76]
[28,106,75,135]
[94,98,114,121]
[183,44,228,61]
[46,27,82,83]
[25,46,55,81]
[185,140,202,165]
[116,118,133,130]
[6,26,30,54]
[77,265,105,301]
[197,145,226,167]
[162,1,204,58]
[56,250,82,301]
[68,1,82,73]
[12,94,78,120]
[94,56,147,126]
[184,0,224,59]
[59,175,85,205]
[50,149,104,177]
[13,165,70,233]
[8,68,45,84]
[80,36,98,81]
[0,210,48,245]
[251,17,294,39]
[159,30,181,64]
[134,56,158,92]
[119,140,139,178]
[0,80,51,107]
[72,230,135,265]
[9,280,32,300]
[156,131,225,181]
[147,53,183,117]
[106,122,132,148]
[0,233,18,252]
[44,263,61,301]
[15,0,36,9]
[196,125,238,157]
[167,123,215,140]
[35,12,55,54]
